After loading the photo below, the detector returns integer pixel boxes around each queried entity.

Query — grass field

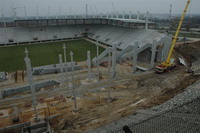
[0,39,105,72]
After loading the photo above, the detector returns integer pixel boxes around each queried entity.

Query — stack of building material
[22,120,50,133]
[0,72,7,82]
[191,60,200,75]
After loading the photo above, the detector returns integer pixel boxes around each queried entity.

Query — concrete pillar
[96,42,100,81]
[108,52,111,73]
[132,42,138,73]
[87,51,92,79]
[106,13,109,18]
[63,43,68,86]
[25,47,29,58]
[137,11,140,20]
[111,44,117,79]
[70,51,77,111]
[59,54,64,88]
[157,45,163,62]
[47,121,52,133]
[0,91,3,99]
[145,11,149,30]
[129,11,132,19]
[150,40,157,68]
[24,57,39,121]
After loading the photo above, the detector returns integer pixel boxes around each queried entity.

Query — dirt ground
[49,42,200,133]
[50,69,199,132]
[175,41,200,63]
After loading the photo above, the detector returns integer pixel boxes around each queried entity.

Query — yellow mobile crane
[156,0,191,73]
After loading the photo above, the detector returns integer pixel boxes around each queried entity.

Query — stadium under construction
[0,0,200,132]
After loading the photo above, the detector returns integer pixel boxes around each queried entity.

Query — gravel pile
[152,80,200,112]
[171,98,200,114]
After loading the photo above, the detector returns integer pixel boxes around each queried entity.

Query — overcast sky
[0,0,199,17]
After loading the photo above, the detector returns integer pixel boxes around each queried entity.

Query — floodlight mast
[111,1,116,14]
[86,4,88,18]
[48,6,50,19]
[24,6,27,20]
[70,6,72,19]
[36,5,39,19]
[169,4,172,20]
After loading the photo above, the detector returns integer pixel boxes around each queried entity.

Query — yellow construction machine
[156,0,191,73]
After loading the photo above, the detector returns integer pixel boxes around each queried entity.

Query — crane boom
[156,0,191,73]
[165,0,190,65]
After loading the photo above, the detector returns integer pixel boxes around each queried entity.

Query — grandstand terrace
[0,16,171,69]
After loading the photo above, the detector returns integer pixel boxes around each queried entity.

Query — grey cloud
[0,0,199,17]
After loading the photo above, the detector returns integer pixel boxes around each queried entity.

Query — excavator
[156,0,191,73]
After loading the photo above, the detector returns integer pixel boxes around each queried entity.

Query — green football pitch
[0,39,105,72]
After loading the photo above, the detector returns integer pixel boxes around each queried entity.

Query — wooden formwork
[0,109,11,128]
[20,103,49,122]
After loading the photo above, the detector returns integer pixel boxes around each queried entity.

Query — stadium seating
[0,25,166,51]
[2,80,60,97]
[87,25,166,50]
[32,62,82,75]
